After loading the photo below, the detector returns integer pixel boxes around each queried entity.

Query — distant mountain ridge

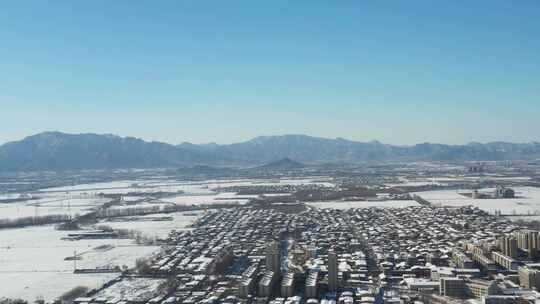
[0,132,539,171]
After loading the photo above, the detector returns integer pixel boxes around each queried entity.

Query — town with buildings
[2,1,540,303]
[64,191,540,304]
[2,159,540,304]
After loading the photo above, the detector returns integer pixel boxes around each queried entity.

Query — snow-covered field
[0,272,118,302]
[39,180,139,193]
[307,200,420,210]
[0,197,111,220]
[162,192,258,206]
[100,211,202,239]
[0,224,158,301]
[385,175,533,188]
[37,178,335,196]
[415,187,540,215]
[92,277,165,301]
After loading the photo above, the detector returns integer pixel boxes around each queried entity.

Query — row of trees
[0,214,71,229]
[95,204,177,218]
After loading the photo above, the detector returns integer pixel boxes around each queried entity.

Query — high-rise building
[258,271,276,297]
[266,241,281,275]
[238,263,259,298]
[305,271,319,299]
[328,250,338,292]
[518,266,540,290]
[239,278,254,298]
[515,230,540,258]
[501,236,518,258]
[280,272,295,298]
[528,231,540,258]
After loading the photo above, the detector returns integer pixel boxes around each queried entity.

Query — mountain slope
[213,135,540,163]
[1,132,539,171]
[0,132,214,171]
[256,158,305,170]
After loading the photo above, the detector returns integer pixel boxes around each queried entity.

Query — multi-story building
[305,271,319,299]
[239,277,254,298]
[280,272,295,298]
[516,230,540,258]
[500,236,518,258]
[495,186,515,199]
[465,243,497,271]
[266,241,281,275]
[440,277,466,298]
[492,251,519,270]
[328,251,338,292]
[238,262,259,298]
[452,250,474,269]
[465,279,501,299]
[258,271,276,297]
[518,266,540,290]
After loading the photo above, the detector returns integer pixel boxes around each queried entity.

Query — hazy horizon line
[2,130,539,147]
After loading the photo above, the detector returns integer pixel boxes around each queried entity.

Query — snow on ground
[39,180,139,192]
[202,177,334,188]
[0,272,118,302]
[0,193,25,200]
[36,178,335,198]
[385,181,446,187]
[162,192,258,206]
[386,176,533,188]
[92,277,165,301]
[100,211,202,239]
[107,202,173,211]
[307,200,420,210]
[0,197,111,220]
[414,187,540,215]
[0,225,157,302]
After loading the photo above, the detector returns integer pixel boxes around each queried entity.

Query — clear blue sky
[1,1,539,145]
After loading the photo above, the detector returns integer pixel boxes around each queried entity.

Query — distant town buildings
[71,201,540,303]
[495,185,515,199]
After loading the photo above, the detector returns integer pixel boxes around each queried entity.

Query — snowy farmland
[91,277,166,301]
[99,211,202,239]
[37,177,335,196]
[162,192,258,206]
[414,187,540,215]
[307,199,420,210]
[385,175,534,188]
[0,196,111,221]
[0,224,159,301]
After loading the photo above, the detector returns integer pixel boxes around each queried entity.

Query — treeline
[94,202,239,219]
[0,202,238,230]
[95,204,177,218]
[412,195,433,206]
[0,214,71,229]
[96,224,158,245]
[0,299,28,304]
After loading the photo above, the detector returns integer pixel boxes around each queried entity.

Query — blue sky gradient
[1,1,539,145]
